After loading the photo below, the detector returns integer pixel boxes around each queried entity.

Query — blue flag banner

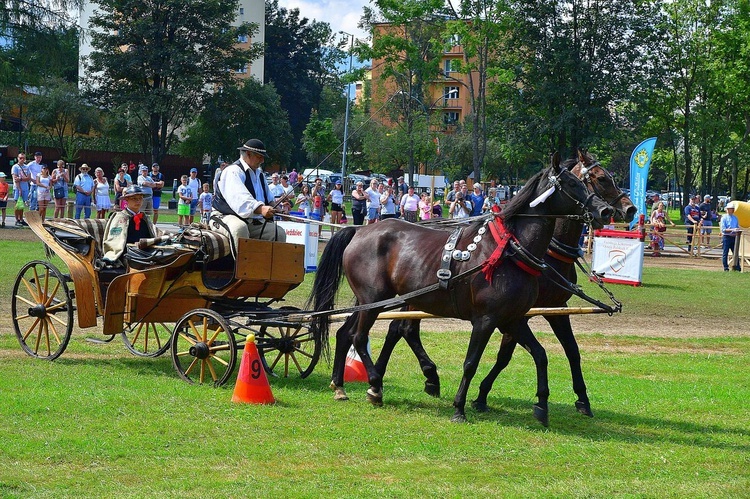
[629,137,657,229]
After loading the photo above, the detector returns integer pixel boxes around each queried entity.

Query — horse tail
[307,226,357,360]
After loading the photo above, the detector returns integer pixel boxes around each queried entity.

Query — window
[236,64,247,74]
[239,7,244,15]
[238,34,248,43]
[443,86,459,103]
[443,59,457,74]
[444,112,459,125]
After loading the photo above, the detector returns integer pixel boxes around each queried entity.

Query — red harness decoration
[481,217,514,284]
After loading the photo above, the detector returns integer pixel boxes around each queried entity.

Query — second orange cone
[231,334,275,404]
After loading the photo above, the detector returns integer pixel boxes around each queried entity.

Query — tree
[359,0,446,180]
[84,0,259,164]
[26,78,99,157]
[264,0,342,168]
[180,78,293,167]
[302,112,340,169]
[443,0,510,184]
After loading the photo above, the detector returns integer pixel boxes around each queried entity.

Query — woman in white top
[36,165,52,220]
[51,160,69,219]
[380,185,397,220]
[94,167,112,219]
[399,186,420,222]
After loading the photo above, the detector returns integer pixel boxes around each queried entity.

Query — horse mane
[500,167,547,221]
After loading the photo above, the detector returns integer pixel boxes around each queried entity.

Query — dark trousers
[352,206,366,226]
[722,235,739,271]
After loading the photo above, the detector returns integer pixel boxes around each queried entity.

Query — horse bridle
[544,169,599,223]
[575,161,628,207]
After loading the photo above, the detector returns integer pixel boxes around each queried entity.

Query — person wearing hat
[11,152,31,226]
[136,164,157,218]
[149,163,165,223]
[699,194,714,249]
[73,164,95,219]
[187,167,202,224]
[27,151,45,212]
[683,194,701,254]
[210,139,285,248]
[327,180,345,229]
[101,185,157,264]
[720,202,742,271]
[0,171,8,227]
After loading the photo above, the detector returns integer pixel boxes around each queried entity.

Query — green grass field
[0,240,748,497]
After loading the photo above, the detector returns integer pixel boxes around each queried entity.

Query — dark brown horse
[309,155,614,423]
[374,152,636,420]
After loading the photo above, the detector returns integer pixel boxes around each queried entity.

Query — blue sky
[278,0,370,42]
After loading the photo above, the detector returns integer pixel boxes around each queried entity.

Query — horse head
[532,152,613,226]
[571,150,636,223]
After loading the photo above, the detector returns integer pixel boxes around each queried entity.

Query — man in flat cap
[211,139,286,253]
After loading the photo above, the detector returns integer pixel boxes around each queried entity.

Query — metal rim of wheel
[121,321,173,358]
[170,308,236,386]
[12,260,74,360]
[257,307,320,379]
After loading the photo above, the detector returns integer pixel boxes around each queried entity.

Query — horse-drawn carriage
[12,211,319,386]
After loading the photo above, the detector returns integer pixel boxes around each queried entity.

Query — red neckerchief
[133,212,144,230]
[481,217,514,284]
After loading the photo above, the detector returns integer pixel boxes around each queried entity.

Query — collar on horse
[481,216,547,283]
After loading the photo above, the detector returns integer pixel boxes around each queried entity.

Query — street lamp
[340,31,355,183]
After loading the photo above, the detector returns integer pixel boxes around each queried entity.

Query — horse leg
[472,331,518,412]
[452,321,495,423]
[351,310,383,406]
[510,321,550,427]
[330,315,357,401]
[375,318,440,397]
[546,315,593,417]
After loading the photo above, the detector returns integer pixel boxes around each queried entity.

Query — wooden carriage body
[24,212,305,334]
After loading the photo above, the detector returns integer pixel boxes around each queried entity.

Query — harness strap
[437,227,463,288]
[481,218,514,283]
[508,239,547,276]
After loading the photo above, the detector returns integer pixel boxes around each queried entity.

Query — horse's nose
[619,205,637,223]
[600,205,615,222]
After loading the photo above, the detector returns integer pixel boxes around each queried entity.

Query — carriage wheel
[12,260,74,360]
[257,308,320,379]
[170,309,236,386]
[121,321,173,358]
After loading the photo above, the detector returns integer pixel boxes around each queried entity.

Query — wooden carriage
[12,211,314,386]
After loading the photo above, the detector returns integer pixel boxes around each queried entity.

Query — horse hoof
[330,383,349,401]
[450,413,467,423]
[533,404,549,427]
[366,387,383,406]
[471,399,489,413]
[424,382,440,398]
[575,400,594,417]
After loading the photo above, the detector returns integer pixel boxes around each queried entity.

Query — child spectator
[176,175,193,228]
[0,172,8,227]
[199,183,213,226]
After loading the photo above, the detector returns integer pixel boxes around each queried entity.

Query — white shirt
[269,181,284,199]
[188,175,202,201]
[216,159,271,219]
[27,160,44,184]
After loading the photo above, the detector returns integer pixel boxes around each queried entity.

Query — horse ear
[577,149,585,162]
[551,152,561,172]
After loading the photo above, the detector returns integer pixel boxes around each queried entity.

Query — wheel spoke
[14,294,37,308]
[22,318,41,342]
[46,318,63,346]
[48,313,69,326]
[206,359,219,381]
[32,266,42,301]
[178,332,198,346]
[21,277,40,303]
[184,357,200,375]
[46,300,68,313]
[208,354,229,367]
[43,280,61,307]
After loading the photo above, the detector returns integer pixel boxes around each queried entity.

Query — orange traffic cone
[344,341,370,383]
[231,334,275,405]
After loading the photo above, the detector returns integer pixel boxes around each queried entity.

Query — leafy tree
[84,0,259,164]
[264,0,342,168]
[302,111,339,169]
[359,0,446,180]
[180,78,293,167]
[26,78,99,157]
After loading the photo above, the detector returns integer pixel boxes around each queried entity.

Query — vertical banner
[629,137,657,229]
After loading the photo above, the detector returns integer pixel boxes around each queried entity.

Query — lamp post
[340,31,355,184]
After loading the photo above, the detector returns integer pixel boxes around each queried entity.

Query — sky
[277,0,370,42]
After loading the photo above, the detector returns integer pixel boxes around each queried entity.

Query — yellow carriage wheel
[12,260,74,360]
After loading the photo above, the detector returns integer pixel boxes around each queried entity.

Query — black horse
[309,154,614,423]
[373,151,636,420]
